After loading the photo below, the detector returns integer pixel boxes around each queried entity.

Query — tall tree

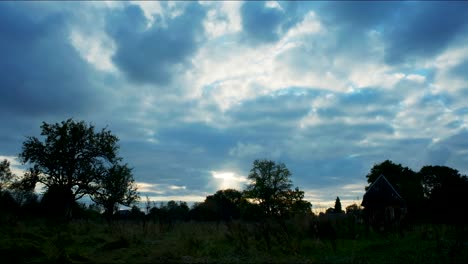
[244,159,310,217]
[334,196,342,213]
[18,119,124,218]
[281,187,312,217]
[0,159,14,191]
[419,165,463,200]
[419,165,468,223]
[0,159,18,213]
[91,163,139,220]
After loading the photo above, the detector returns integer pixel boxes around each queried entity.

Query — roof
[361,174,405,208]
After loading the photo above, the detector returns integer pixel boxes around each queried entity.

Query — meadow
[1,216,467,264]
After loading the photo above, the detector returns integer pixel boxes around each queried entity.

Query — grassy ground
[1,219,467,263]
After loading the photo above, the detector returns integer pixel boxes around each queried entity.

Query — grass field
[1,218,467,263]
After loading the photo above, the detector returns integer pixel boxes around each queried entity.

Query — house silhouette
[361,175,406,232]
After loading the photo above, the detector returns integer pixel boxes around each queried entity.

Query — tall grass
[1,218,466,263]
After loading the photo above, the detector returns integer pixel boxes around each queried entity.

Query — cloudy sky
[1,1,468,210]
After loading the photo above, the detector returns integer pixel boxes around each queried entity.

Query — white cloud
[265,1,283,11]
[429,43,468,71]
[70,29,117,72]
[202,1,242,39]
[406,74,426,83]
[429,41,468,94]
[136,182,164,194]
[169,185,186,190]
[284,11,322,38]
[68,4,118,73]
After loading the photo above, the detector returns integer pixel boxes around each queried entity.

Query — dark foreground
[1,219,467,264]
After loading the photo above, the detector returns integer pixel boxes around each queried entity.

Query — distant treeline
[1,119,468,228]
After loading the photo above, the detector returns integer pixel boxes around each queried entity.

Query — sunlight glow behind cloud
[211,171,248,191]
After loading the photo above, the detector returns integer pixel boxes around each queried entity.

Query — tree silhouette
[205,189,243,221]
[334,196,343,213]
[244,159,310,218]
[149,201,189,229]
[345,203,361,215]
[188,202,217,221]
[91,163,139,221]
[18,119,125,219]
[419,165,468,224]
[0,159,21,216]
[0,159,14,191]
[280,187,312,217]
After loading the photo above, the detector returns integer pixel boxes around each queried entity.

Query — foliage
[166,200,190,221]
[18,119,134,219]
[91,163,139,220]
[419,165,466,200]
[419,165,468,223]
[244,159,311,218]
[0,159,41,218]
[0,159,14,191]
[334,197,343,214]
[189,202,217,221]
[239,199,264,221]
[280,187,312,217]
[205,189,243,221]
[345,203,361,215]
[148,200,190,225]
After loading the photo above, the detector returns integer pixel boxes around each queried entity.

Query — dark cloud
[315,88,400,121]
[222,90,321,146]
[220,88,398,166]
[0,3,108,157]
[240,1,302,45]
[158,123,236,157]
[315,2,400,60]
[319,1,399,30]
[307,123,393,143]
[227,90,314,123]
[0,3,100,117]
[318,2,468,65]
[286,157,366,186]
[120,122,242,191]
[119,139,213,192]
[425,130,468,174]
[383,2,468,65]
[106,3,206,85]
[450,59,468,80]
[418,92,453,109]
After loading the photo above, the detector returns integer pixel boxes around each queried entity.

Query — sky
[1,1,468,211]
